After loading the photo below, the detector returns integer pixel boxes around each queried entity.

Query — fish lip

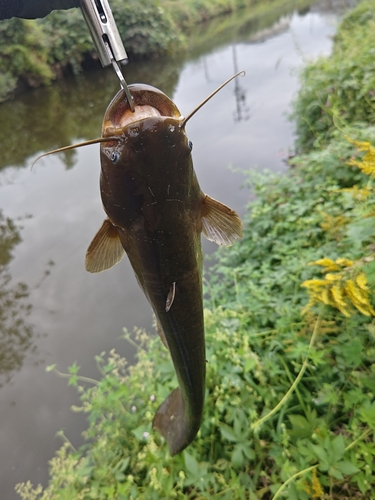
[102,84,182,137]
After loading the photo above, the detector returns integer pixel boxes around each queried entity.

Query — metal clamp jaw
[80,0,135,111]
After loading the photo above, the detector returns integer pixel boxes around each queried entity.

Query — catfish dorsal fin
[85,218,125,273]
[201,195,243,246]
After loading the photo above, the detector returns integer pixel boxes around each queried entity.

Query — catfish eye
[188,140,193,151]
[110,150,120,163]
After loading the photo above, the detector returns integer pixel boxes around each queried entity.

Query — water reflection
[232,46,250,122]
[0,59,182,170]
[0,211,35,386]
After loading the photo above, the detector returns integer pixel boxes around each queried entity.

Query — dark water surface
[0,1,355,497]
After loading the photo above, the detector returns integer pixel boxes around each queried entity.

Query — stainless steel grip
[80,0,127,67]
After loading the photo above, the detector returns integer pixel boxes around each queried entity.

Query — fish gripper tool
[80,0,135,112]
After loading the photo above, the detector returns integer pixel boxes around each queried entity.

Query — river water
[0,0,355,497]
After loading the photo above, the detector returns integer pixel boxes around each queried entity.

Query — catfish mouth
[119,105,161,127]
[102,84,182,137]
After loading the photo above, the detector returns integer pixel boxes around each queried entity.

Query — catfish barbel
[36,73,243,455]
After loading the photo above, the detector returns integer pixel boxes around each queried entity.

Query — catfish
[35,74,243,455]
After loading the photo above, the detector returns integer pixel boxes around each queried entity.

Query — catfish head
[97,84,199,236]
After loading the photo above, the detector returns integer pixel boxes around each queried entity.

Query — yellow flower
[356,272,369,291]
[302,279,329,289]
[319,214,349,237]
[331,285,351,317]
[335,258,354,267]
[347,138,375,176]
[310,258,339,270]
[311,468,324,498]
[345,279,375,316]
[321,288,335,306]
[302,258,375,317]
[341,186,372,200]
[331,285,347,308]
[325,273,341,281]
[346,137,371,151]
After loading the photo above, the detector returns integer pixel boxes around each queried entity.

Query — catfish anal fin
[85,218,125,273]
[201,194,242,246]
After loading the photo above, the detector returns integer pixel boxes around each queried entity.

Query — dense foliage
[15,0,375,498]
[0,0,177,101]
[291,0,375,151]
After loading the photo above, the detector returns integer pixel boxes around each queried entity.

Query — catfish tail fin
[152,387,202,456]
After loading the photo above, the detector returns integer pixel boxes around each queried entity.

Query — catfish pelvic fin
[85,218,125,273]
[201,195,243,246]
[165,282,176,312]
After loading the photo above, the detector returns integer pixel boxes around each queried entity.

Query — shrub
[291,0,375,152]
[0,18,54,98]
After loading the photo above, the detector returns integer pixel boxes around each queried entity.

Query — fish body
[86,84,242,455]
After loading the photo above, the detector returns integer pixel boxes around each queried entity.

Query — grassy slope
[291,0,375,152]
[15,1,375,499]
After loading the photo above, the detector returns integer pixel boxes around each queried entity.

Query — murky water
[0,1,355,497]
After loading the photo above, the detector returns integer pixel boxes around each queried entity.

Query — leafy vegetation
[14,0,375,498]
[0,0,177,101]
[15,129,375,499]
[292,0,375,152]
[0,0,292,102]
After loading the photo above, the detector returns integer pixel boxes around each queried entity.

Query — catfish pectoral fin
[85,218,125,273]
[201,194,243,246]
[153,387,200,456]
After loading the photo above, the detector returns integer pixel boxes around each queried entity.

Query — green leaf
[231,445,244,469]
[359,401,375,428]
[288,414,312,439]
[331,435,346,462]
[340,338,363,367]
[328,466,344,480]
[336,460,360,475]
[184,451,199,477]
[363,259,375,286]
[131,425,150,441]
[115,471,126,482]
[241,443,255,460]
[244,355,256,372]
[68,362,80,375]
[346,218,375,249]
[220,424,240,443]
[311,444,329,465]
[77,457,93,478]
